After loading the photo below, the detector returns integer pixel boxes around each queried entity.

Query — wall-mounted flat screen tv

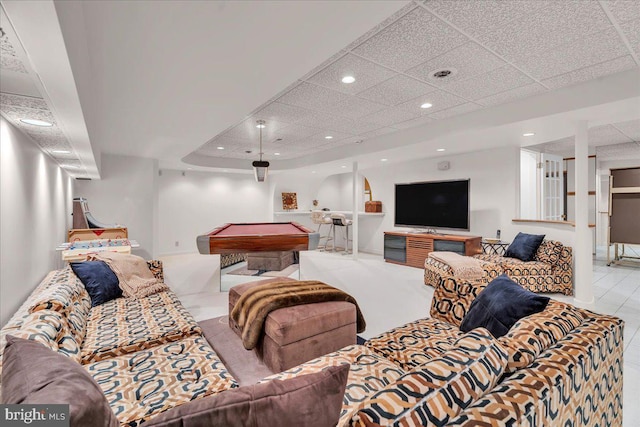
[394,179,470,230]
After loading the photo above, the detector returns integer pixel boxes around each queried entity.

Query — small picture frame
[282,193,298,210]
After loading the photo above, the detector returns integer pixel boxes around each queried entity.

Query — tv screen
[394,179,470,230]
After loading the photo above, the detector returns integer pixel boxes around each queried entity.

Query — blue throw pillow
[460,274,550,338]
[70,261,121,307]
[504,232,545,262]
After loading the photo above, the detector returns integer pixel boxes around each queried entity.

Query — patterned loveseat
[425,240,573,296]
[264,281,623,426]
[0,262,238,426]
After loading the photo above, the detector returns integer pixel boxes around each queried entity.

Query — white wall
[158,170,271,255]
[0,117,73,326]
[74,154,158,259]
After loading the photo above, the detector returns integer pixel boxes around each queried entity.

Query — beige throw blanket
[428,251,484,281]
[88,252,168,298]
[230,280,366,350]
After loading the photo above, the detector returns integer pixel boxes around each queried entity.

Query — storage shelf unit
[383,232,482,268]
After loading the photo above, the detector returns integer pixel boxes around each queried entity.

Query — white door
[539,153,564,220]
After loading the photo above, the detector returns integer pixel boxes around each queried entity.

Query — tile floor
[160,248,640,426]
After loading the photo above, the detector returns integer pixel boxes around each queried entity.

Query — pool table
[196,222,320,255]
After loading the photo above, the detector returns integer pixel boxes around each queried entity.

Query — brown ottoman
[229,278,357,372]
[247,251,294,271]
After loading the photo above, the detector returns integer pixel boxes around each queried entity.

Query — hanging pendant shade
[253,120,269,182]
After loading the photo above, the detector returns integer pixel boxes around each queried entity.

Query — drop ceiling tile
[596,141,640,160]
[423,0,546,38]
[357,75,437,106]
[588,124,633,145]
[295,111,379,135]
[619,19,640,57]
[361,104,422,128]
[406,42,507,85]
[541,55,637,89]
[345,2,418,51]
[406,89,468,113]
[612,119,640,141]
[0,93,48,110]
[222,117,288,141]
[392,115,434,130]
[475,83,547,107]
[330,96,388,119]
[277,81,351,112]
[518,29,630,80]
[252,102,314,125]
[305,53,397,94]
[271,124,321,142]
[477,0,611,64]
[605,0,640,24]
[353,7,469,71]
[358,127,398,140]
[439,65,534,101]
[0,35,27,73]
[428,102,483,120]
[3,107,56,124]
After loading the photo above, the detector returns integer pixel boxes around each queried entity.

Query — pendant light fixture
[252,120,269,182]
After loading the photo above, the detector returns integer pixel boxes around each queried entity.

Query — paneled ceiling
[193,0,640,164]
[0,0,639,178]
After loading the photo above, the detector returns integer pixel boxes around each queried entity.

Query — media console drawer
[383,232,481,268]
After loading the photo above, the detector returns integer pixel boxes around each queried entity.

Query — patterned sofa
[1,260,623,426]
[0,262,238,426]
[425,240,573,295]
[265,283,623,426]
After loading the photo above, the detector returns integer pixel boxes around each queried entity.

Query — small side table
[481,239,510,256]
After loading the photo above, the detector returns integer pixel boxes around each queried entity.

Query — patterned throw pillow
[498,300,585,372]
[534,240,563,267]
[352,328,508,427]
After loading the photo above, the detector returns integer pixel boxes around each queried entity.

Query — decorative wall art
[282,193,298,210]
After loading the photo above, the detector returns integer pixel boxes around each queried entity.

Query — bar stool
[330,213,352,255]
[310,211,333,250]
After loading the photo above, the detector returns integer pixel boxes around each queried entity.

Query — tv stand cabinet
[383,232,482,268]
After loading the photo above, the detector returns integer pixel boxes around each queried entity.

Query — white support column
[352,161,359,260]
[574,121,594,304]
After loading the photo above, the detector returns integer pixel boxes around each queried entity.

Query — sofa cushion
[2,336,118,427]
[365,317,463,371]
[504,232,545,262]
[534,240,563,267]
[145,364,349,427]
[81,289,202,364]
[498,300,585,372]
[70,260,122,307]
[460,274,550,338]
[260,345,405,427]
[85,335,238,427]
[353,328,508,427]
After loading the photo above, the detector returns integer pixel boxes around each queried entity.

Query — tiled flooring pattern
[161,248,640,426]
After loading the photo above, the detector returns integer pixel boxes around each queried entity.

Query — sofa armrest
[146,260,164,281]
[426,258,502,327]
[552,246,573,295]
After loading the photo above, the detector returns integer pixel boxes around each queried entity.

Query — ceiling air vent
[429,68,457,80]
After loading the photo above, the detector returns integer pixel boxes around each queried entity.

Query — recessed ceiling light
[274,152,281,156]
[217,146,224,150]
[436,148,446,152]
[20,118,53,127]
[522,132,535,137]
[187,167,193,170]
[341,165,347,168]
[341,76,355,84]
[325,135,333,140]
[420,103,433,109]
[61,164,79,169]
[52,150,71,154]
[312,171,317,174]
[381,158,388,162]
[256,123,266,129]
